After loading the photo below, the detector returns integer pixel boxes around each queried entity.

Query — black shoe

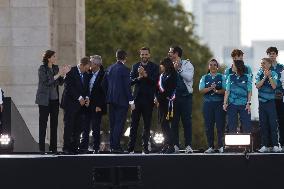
[160,145,168,154]
[78,149,90,154]
[142,149,150,154]
[61,150,74,155]
[111,148,124,154]
[49,150,58,154]
[93,149,99,154]
[127,147,134,154]
[165,146,175,154]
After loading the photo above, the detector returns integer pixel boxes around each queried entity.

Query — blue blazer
[104,61,133,107]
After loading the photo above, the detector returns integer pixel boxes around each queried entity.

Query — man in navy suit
[79,55,106,153]
[61,57,91,154]
[104,49,134,153]
[127,47,159,154]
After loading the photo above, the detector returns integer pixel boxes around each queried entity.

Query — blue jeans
[172,95,192,147]
[203,101,225,148]
[227,104,251,133]
[259,100,279,146]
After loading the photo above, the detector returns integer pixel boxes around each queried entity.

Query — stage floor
[1,153,284,189]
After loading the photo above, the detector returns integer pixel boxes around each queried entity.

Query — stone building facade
[0,0,85,149]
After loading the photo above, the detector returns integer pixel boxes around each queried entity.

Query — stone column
[0,0,85,150]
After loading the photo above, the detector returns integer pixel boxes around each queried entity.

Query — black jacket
[60,66,89,111]
[130,61,159,104]
[88,66,107,114]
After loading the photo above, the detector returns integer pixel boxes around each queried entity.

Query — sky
[182,0,284,62]
[241,0,284,46]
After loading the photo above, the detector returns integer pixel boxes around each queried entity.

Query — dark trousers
[275,99,284,146]
[227,104,251,133]
[172,95,192,147]
[203,101,225,148]
[79,111,102,151]
[128,101,153,151]
[63,107,86,153]
[0,111,2,134]
[159,104,173,146]
[109,103,128,150]
[259,100,279,146]
[38,99,59,152]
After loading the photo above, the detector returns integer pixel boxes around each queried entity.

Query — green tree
[86,0,212,149]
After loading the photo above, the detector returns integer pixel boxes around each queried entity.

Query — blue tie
[80,73,84,85]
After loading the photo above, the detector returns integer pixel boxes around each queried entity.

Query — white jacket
[178,59,194,94]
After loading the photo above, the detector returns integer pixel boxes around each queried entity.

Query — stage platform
[1,152,284,189]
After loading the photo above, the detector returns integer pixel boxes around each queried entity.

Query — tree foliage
[86,0,213,148]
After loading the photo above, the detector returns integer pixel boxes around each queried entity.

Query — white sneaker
[218,147,224,153]
[174,145,180,154]
[204,147,215,153]
[272,146,281,153]
[185,145,193,154]
[258,146,268,153]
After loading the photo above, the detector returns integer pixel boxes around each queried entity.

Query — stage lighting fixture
[153,133,164,144]
[0,134,14,153]
[224,133,252,152]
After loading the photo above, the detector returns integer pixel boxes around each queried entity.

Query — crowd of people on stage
[32,46,284,154]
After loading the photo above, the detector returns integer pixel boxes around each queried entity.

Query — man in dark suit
[104,49,134,153]
[61,57,91,154]
[79,55,106,153]
[127,47,159,154]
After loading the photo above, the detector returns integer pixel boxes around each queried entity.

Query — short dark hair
[172,46,183,58]
[116,49,127,60]
[42,50,55,65]
[140,47,150,53]
[160,57,175,74]
[233,60,245,76]
[80,57,91,65]
[266,47,278,55]
[231,49,244,58]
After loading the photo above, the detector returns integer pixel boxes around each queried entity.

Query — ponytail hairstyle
[207,58,219,73]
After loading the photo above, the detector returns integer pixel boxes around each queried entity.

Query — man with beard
[168,46,194,154]
[127,47,159,154]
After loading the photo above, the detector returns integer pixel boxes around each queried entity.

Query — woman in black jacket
[157,57,177,153]
[35,50,69,153]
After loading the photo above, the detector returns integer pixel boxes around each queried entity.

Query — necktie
[80,73,84,85]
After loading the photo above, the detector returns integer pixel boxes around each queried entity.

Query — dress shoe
[78,149,90,154]
[111,148,124,154]
[165,146,175,154]
[160,145,168,154]
[142,149,150,154]
[93,149,100,154]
